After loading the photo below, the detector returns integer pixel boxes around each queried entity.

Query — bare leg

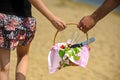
[16,44,30,80]
[0,48,10,80]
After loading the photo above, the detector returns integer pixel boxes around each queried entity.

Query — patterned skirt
[0,13,36,50]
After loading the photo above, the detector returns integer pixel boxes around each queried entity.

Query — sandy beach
[10,0,120,80]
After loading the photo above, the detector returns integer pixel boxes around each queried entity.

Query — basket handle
[53,23,89,46]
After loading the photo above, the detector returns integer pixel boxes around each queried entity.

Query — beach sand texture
[10,0,120,80]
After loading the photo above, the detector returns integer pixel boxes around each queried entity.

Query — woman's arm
[29,0,66,31]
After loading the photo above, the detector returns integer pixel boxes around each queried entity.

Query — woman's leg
[0,48,10,80]
[16,44,30,80]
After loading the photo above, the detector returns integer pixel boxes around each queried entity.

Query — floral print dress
[0,13,36,50]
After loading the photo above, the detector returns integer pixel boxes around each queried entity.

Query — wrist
[49,16,58,24]
[90,13,99,23]
[46,14,56,22]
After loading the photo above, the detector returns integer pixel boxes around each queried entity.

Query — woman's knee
[0,63,10,72]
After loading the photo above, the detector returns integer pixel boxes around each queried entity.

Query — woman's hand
[50,17,66,31]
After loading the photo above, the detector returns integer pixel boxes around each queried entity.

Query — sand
[10,0,120,80]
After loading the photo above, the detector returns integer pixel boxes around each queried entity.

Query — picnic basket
[48,23,90,73]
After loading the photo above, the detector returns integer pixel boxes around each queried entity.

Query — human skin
[0,0,66,80]
[77,0,120,33]
[29,0,66,31]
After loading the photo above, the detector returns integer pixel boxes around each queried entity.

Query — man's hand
[77,15,96,33]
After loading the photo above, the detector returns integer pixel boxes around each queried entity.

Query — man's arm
[91,0,120,22]
[77,0,120,33]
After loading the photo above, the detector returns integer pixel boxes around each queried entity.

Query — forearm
[29,0,56,22]
[91,0,120,22]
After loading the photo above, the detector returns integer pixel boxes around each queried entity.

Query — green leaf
[71,50,75,56]
[72,47,81,54]
[64,47,69,52]
[63,64,69,67]
[66,51,72,58]
[73,55,80,61]
[59,50,65,58]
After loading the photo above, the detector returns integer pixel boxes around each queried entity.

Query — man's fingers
[77,21,82,30]
[77,21,84,30]
[77,21,88,33]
